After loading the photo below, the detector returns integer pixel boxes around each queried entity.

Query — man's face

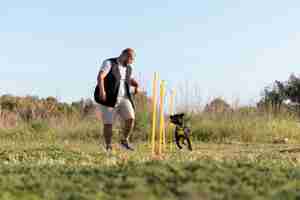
[121,51,135,65]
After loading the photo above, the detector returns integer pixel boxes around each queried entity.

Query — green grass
[2,79,300,199]
[1,107,300,199]
[1,139,300,200]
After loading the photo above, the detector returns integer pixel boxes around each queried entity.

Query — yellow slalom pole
[162,115,166,151]
[151,72,158,155]
[169,89,175,151]
[159,80,165,155]
[162,92,167,151]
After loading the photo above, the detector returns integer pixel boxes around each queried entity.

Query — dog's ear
[172,113,184,117]
[179,113,185,118]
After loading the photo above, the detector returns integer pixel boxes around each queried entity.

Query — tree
[259,73,300,114]
[204,97,231,113]
[258,80,286,113]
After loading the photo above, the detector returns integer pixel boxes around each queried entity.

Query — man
[95,48,139,152]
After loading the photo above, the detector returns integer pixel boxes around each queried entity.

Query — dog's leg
[184,127,192,151]
[186,137,192,151]
[175,129,183,149]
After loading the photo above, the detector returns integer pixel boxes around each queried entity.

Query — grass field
[1,139,300,200]
[2,95,300,199]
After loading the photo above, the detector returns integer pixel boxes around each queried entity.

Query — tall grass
[171,81,300,144]
[1,84,300,144]
[189,110,300,143]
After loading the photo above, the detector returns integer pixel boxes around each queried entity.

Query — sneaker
[104,145,113,154]
[120,140,134,151]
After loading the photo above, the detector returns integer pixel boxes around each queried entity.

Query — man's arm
[97,71,107,98]
[130,78,139,94]
[97,60,111,100]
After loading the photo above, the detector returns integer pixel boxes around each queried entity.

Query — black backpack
[94,84,101,104]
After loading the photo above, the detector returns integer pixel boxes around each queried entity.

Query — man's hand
[134,86,139,95]
[130,78,138,87]
[130,78,139,94]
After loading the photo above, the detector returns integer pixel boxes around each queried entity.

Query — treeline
[1,73,300,127]
[0,91,150,131]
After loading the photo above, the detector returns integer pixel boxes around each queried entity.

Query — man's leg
[122,118,135,142]
[99,105,114,150]
[118,98,135,150]
[103,124,113,149]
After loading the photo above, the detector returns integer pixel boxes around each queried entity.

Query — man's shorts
[99,97,135,124]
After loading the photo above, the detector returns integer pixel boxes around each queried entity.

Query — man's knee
[125,118,135,126]
[127,118,134,122]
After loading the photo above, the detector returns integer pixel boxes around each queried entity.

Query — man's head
[118,48,135,66]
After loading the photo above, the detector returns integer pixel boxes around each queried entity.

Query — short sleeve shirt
[99,59,132,98]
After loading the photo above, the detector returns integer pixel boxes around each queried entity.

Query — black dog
[169,113,192,151]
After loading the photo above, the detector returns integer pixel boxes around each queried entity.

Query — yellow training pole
[162,94,167,151]
[162,115,166,151]
[151,72,158,155]
[159,80,166,155]
[169,89,175,151]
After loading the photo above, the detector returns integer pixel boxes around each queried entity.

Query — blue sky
[1,0,300,107]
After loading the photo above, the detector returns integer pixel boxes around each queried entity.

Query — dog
[169,113,192,151]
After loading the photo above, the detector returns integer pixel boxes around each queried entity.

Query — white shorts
[99,97,135,124]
